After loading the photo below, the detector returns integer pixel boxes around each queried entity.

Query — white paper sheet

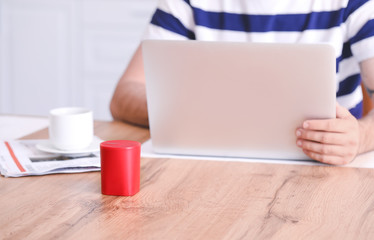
[141,139,374,169]
[0,139,100,177]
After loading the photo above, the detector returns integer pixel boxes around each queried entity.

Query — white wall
[0,0,157,120]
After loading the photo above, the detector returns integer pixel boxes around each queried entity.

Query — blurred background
[0,0,157,120]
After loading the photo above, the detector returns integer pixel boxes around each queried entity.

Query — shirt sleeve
[142,0,196,40]
[345,0,374,62]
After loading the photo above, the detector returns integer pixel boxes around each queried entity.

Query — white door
[0,0,157,120]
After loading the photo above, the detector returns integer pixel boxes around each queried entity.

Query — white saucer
[36,137,102,154]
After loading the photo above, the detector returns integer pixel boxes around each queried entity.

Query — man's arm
[356,58,374,154]
[296,58,374,165]
[110,45,149,127]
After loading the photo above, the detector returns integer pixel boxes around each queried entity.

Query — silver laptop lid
[142,40,336,160]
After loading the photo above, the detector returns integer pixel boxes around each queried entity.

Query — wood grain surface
[1,120,374,239]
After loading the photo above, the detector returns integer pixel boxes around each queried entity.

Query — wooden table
[1,120,374,239]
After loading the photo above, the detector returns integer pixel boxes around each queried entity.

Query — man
[111,0,374,165]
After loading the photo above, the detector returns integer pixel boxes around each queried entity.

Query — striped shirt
[143,0,374,118]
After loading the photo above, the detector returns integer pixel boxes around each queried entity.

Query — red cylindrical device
[100,140,141,196]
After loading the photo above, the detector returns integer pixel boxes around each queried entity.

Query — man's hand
[295,103,361,165]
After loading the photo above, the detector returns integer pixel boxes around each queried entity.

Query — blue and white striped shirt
[144,0,374,118]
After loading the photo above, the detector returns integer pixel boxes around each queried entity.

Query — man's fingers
[302,119,346,133]
[302,149,352,165]
[296,128,346,145]
[302,103,357,133]
[296,139,348,157]
[336,103,352,119]
[296,103,359,165]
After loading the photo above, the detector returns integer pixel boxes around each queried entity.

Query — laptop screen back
[142,40,336,160]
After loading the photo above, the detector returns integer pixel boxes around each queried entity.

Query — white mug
[49,107,93,150]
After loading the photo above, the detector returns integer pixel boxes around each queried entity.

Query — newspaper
[0,139,101,177]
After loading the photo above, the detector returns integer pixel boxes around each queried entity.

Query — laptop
[142,40,336,160]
